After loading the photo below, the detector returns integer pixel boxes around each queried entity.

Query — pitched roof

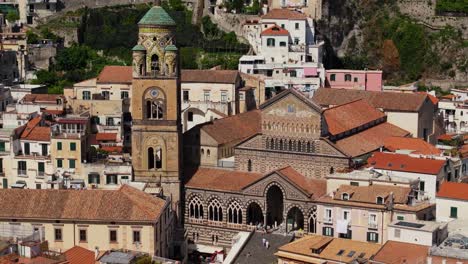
[64,246,95,264]
[260,88,322,113]
[20,116,51,142]
[22,94,64,104]
[277,166,327,198]
[261,25,289,36]
[181,70,239,84]
[313,88,429,112]
[262,8,307,20]
[416,91,439,105]
[185,167,263,192]
[372,241,429,264]
[334,184,411,204]
[96,133,117,141]
[384,136,442,155]
[0,185,166,223]
[323,99,386,136]
[138,6,176,26]
[276,235,382,263]
[368,152,446,175]
[96,66,132,84]
[333,122,410,157]
[437,182,468,201]
[199,110,261,145]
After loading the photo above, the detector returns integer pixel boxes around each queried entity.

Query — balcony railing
[368,222,378,229]
[323,217,333,223]
[37,171,45,177]
[17,170,27,176]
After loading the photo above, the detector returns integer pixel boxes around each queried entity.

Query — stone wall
[60,0,154,11]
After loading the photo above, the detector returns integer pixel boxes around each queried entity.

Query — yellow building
[0,185,173,258]
[131,5,182,212]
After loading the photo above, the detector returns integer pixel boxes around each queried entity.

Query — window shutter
[322,227,327,236]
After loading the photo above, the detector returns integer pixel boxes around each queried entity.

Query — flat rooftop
[326,169,415,184]
[389,220,444,232]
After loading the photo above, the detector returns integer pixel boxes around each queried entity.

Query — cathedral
[131,5,182,212]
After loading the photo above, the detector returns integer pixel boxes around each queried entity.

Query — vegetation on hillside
[436,0,468,14]
[335,0,467,84]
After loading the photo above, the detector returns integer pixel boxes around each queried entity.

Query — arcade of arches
[184,167,323,247]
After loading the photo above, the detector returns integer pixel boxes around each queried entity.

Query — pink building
[325,69,382,91]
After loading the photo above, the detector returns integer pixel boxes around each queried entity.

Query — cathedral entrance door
[266,185,284,228]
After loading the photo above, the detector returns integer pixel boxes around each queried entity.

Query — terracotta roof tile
[372,241,429,264]
[416,92,439,105]
[384,136,442,155]
[278,166,326,198]
[368,152,446,175]
[20,116,51,142]
[96,66,132,84]
[334,184,411,204]
[313,88,429,112]
[64,246,95,264]
[333,123,410,157]
[0,185,166,222]
[181,70,239,84]
[185,167,263,192]
[199,110,261,145]
[437,133,455,141]
[96,133,117,141]
[324,99,386,136]
[276,235,382,263]
[261,25,289,36]
[262,8,307,20]
[437,182,468,201]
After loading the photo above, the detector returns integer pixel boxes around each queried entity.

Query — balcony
[17,170,27,176]
[37,171,45,178]
[368,222,378,229]
[323,217,333,223]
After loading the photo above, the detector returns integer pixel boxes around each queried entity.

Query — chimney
[427,257,432,264]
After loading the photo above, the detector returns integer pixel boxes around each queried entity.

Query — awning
[188,244,223,254]
[304,67,318,77]
[11,183,26,189]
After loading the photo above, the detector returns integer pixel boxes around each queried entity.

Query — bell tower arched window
[148,147,163,170]
[151,54,160,73]
[148,147,154,169]
[146,100,164,119]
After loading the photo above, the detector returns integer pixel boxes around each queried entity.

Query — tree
[26,31,40,44]
[6,10,19,23]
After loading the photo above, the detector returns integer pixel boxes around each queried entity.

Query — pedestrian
[266,240,270,249]
[262,237,266,247]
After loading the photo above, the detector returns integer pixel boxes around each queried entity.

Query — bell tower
[131,5,182,211]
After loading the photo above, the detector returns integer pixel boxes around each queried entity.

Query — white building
[387,220,448,247]
[239,9,325,97]
[436,182,468,222]
[438,99,468,134]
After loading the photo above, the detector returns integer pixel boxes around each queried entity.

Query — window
[279,41,286,47]
[109,230,117,243]
[69,159,76,169]
[330,74,336,81]
[54,228,62,241]
[41,144,48,156]
[24,143,30,155]
[345,74,352,81]
[350,181,359,186]
[204,91,211,101]
[354,77,358,82]
[57,142,62,151]
[221,91,227,102]
[367,232,379,243]
[294,38,299,45]
[0,142,5,152]
[228,201,242,224]
[290,70,297,77]
[450,207,458,218]
[287,105,295,113]
[280,24,285,28]
[419,181,425,192]
[106,117,114,126]
[337,250,345,256]
[146,100,164,120]
[323,227,334,237]
[343,210,350,221]
[38,162,45,176]
[133,230,141,243]
[79,229,87,242]
[376,196,384,204]
[394,228,401,238]
[106,174,118,185]
[247,159,252,172]
[239,93,244,101]
[208,199,223,222]
[70,143,76,151]
[369,214,377,227]
[325,208,332,222]
[36,183,41,189]
[183,90,189,101]
[397,215,404,221]
[18,161,27,175]
[101,91,110,100]
[121,91,129,99]
[188,112,194,122]
[207,149,211,157]
[295,23,299,29]
[342,193,349,200]
[57,159,63,168]
[82,91,91,100]
[88,174,100,184]
[267,38,275,47]
[148,147,162,169]
[189,196,204,219]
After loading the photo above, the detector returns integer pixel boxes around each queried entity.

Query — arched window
[266,138,270,149]
[201,148,204,156]
[342,193,349,200]
[151,54,159,72]
[247,159,252,172]
[289,140,293,151]
[207,149,211,157]
[148,147,154,169]
[271,138,274,149]
[376,196,384,205]
[208,199,223,222]
[228,201,243,224]
[297,141,302,152]
[279,139,283,150]
[345,74,352,82]
[155,148,162,169]
[330,167,334,174]
[189,196,204,219]
[267,38,275,47]
[139,64,144,75]
[307,142,311,152]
